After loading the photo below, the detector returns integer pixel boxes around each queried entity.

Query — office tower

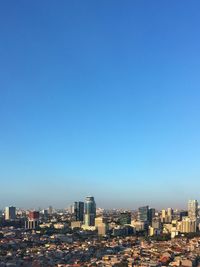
[148,208,155,225]
[138,206,149,222]
[188,200,198,220]
[161,209,166,223]
[5,206,16,220]
[73,201,84,221]
[84,196,96,226]
[25,211,39,229]
[167,208,173,223]
[119,212,131,225]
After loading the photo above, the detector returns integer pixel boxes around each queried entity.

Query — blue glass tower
[84,196,96,226]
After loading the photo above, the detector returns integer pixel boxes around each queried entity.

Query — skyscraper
[167,208,173,223]
[161,209,166,223]
[148,208,155,225]
[138,206,149,222]
[73,201,84,221]
[84,196,96,226]
[188,200,198,220]
[5,206,16,220]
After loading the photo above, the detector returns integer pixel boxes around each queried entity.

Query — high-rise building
[188,200,198,220]
[138,206,149,222]
[95,217,109,236]
[148,208,155,225]
[161,208,173,223]
[5,206,16,220]
[179,217,196,233]
[119,212,131,225]
[97,223,109,236]
[73,201,84,221]
[161,209,166,223]
[84,196,96,226]
[167,208,173,223]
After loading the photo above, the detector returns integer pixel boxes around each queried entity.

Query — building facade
[5,206,16,220]
[84,196,96,226]
[188,200,198,220]
[73,201,84,221]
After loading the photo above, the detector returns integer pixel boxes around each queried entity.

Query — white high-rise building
[5,206,16,220]
[188,200,198,220]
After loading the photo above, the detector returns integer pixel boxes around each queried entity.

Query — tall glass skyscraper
[73,201,84,221]
[84,196,96,226]
[138,206,149,222]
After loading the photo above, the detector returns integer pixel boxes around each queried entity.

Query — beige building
[161,209,166,223]
[179,217,196,233]
[95,216,108,236]
[188,200,198,220]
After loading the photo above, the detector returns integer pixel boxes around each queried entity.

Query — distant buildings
[119,212,131,225]
[48,206,53,215]
[188,200,198,220]
[84,196,96,226]
[5,206,16,220]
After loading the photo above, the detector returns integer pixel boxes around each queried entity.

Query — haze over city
[1,1,200,209]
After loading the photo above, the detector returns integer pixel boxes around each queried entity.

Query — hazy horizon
[1,1,200,208]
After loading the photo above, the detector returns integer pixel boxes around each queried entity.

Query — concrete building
[188,200,198,220]
[95,217,109,236]
[179,217,196,233]
[25,211,40,229]
[161,209,166,223]
[5,206,16,220]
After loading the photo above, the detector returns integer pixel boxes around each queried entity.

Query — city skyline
[1,1,200,208]
[2,197,200,211]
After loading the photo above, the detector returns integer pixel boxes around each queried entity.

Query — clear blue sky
[0,1,200,209]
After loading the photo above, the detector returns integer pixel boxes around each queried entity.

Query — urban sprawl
[1,198,200,267]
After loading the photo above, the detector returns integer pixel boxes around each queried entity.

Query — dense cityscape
[1,198,200,266]
[1,0,200,266]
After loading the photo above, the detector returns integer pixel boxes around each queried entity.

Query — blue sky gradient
[0,1,200,209]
